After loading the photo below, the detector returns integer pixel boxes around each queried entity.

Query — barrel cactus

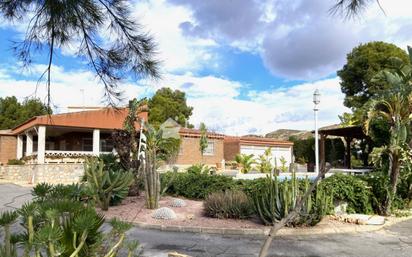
[170,198,186,207]
[152,207,177,220]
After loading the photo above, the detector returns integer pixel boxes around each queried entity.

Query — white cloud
[0,65,150,113]
[0,65,348,135]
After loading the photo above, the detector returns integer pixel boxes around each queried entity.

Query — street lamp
[313,89,320,175]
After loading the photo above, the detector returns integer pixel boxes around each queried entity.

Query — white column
[314,107,319,175]
[37,126,46,164]
[93,129,100,156]
[16,135,23,159]
[26,132,33,156]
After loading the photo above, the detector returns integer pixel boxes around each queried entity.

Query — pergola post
[320,134,326,172]
[37,126,46,164]
[344,137,352,169]
[26,131,33,156]
[93,129,100,156]
[16,135,23,159]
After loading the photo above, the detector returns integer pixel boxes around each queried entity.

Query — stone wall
[0,163,84,184]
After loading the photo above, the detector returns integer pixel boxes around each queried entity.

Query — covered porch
[17,126,114,164]
[318,125,372,174]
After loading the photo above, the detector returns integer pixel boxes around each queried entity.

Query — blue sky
[1,0,412,135]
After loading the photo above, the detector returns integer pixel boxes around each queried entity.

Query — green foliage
[7,159,25,165]
[161,171,238,199]
[32,183,88,203]
[148,88,194,129]
[204,190,255,219]
[256,148,273,173]
[253,173,332,226]
[288,136,315,164]
[84,158,134,211]
[320,174,372,214]
[338,41,409,110]
[0,97,50,130]
[186,164,215,175]
[235,154,256,174]
[199,122,208,157]
[0,210,18,257]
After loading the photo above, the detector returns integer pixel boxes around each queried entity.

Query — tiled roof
[11,107,148,135]
[179,128,225,139]
[224,135,293,146]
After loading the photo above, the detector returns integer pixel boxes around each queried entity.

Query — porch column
[320,134,326,172]
[344,137,352,169]
[93,129,100,156]
[16,135,23,159]
[37,126,46,164]
[26,132,33,156]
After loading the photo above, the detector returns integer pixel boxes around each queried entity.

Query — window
[100,139,114,152]
[203,141,215,156]
[82,138,93,151]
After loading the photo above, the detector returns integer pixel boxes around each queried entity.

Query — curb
[130,215,412,237]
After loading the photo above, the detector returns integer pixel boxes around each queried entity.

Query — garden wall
[0,163,84,184]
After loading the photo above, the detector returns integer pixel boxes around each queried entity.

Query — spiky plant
[84,158,134,210]
[0,210,19,257]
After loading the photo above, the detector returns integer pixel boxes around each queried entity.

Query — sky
[0,0,412,135]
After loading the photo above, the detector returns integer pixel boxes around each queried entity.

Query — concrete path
[0,183,32,212]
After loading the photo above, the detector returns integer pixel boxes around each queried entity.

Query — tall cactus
[84,158,134,211]
[139,125,162,209]
[253,166,331,226]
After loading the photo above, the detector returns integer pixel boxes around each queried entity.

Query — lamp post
[313,89,320,175]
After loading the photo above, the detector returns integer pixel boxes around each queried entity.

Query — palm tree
[0,1,160,107]
[365,48,412,215]
[235,154,256,174]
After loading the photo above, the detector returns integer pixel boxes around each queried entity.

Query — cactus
[170,198,186,208]
[253,167,332,226]
[152,207,177,220]
[84,158,134,211]
[0,210,18,257]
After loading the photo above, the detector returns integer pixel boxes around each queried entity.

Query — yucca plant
[84,158,134,210]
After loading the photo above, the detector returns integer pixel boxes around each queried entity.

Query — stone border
[129,215,412,237]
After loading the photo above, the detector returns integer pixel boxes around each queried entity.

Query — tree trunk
[383,153,400,215]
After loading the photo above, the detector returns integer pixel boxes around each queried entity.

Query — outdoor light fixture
[313,89,320,175]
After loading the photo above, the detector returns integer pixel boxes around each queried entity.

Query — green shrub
[161,171,237,199]
[204,190,254,219]
[253,173,332,226]
[7,159,24,165]
[320,174,372,214]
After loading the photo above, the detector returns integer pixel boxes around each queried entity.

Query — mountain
[265,129,312,141]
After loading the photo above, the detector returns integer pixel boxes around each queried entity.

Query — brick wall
[224,140,240,161]
[0,136,17,164]
[175,137,224,166]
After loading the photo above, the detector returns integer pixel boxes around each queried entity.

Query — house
[160,119,294,169]
[224,136,294,167]
[0,107,147,164]
[0,110,294,169]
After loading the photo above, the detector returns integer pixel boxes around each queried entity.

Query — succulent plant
[152,207,177,220]
[170,198,186,207]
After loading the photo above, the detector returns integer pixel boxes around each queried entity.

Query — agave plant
[84,158,134,211]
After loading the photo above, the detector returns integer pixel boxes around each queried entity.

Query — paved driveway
[0,183,32,212]
[129,219,412,257]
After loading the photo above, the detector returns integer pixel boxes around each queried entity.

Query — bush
[204,190,254,219]
[7,159,24,165]
[320,174,372,214]
[161,171,237,199]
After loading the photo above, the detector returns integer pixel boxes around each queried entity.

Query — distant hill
[265,129,312,141]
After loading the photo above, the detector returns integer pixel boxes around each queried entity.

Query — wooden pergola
[317,125,368,171]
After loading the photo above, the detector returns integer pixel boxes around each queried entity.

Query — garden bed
[102,196,410,236]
